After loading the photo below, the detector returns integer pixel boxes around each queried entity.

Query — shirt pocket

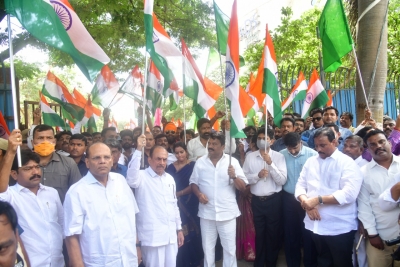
[46,201,59,222]
[43,169,68,189]
[324,173,341,194]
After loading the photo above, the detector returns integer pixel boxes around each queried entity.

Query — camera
[385,236,400,261]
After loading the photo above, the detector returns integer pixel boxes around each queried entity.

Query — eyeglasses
[20,165,41,172]
[312,117,322,122]
[257,137,266,140]
[90,156,112,162]
[165,131,176,134]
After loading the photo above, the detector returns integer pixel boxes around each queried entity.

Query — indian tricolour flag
[262,25,282,126]
[42,71,85,121]
[225,0,246,138]
[5,0,109,82]
[301,69,329,118]
[281,71,308,111]
[181,38,215,118]
[146,61,164,114]
[91,65,123,108]
[144,0,182,94]
[40,92,69,129]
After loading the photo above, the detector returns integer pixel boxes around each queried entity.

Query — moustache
[30,174,41,180]
[375,148,386,154]
[208,148,214,152]
[157,165,165,168]
[318,152,325,155]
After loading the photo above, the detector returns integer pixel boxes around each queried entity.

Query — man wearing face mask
[242,128,287,267]
[280,132,318,267]
[31,124,81,203]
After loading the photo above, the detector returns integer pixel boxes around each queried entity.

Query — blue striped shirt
[280,145,317,194]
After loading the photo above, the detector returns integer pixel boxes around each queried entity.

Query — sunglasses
[165,131,176,134]
[312,117,322,122]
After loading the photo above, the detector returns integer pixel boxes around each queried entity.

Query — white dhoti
[200,217,237,267]
[141,243,178,267]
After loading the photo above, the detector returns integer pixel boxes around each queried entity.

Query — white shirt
[118,149,135,165]
[0,183,64,267]
[355,155,369,168]
[243,150,287,196]
[189,153,248,221]
[64,172,139,267]
[187,132,236,161]
[357,156,400,240]
[295,149,363,235]
[126,150,182,247]
[168,153,177,166]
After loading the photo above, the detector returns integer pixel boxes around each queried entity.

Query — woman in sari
[166,141,203,267]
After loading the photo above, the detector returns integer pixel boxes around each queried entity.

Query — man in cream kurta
[127,135,184,267]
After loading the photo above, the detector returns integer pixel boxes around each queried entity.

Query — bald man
[64,143,140,267]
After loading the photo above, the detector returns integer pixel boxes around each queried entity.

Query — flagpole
[141,53,149,168]
[7,15,21,167]
[352,44,370,111]
[182,51,187,144]
[316,27,326,89]
[264,96,267,182]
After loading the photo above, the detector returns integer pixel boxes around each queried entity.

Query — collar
[288,145,306,158]
[146,166,166,178]
[319,148,339,160]
[355,155,364,164]
[256,149,272,157]
[83,171,115,184]
[49,152,61,162]
[15,182,45,192]
[207,152,227,163]
[369,155,400,168]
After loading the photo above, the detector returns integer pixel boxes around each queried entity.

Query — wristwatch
[318,195,324,205]
[136,241,141,247]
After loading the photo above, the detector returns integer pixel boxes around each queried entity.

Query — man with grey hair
[343,135,368,168]
[105,138,127,178]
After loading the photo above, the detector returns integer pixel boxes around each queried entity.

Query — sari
[236,188,256,261]
[166,161,203,267]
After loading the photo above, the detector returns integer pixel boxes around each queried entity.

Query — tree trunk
[356,0,388,126]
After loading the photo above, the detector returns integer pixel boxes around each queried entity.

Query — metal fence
[278,65,400,126]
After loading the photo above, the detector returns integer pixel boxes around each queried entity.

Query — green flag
[318,0,353,73]
[213,0,245,67]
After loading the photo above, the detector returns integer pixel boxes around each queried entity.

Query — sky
[2,0,326,125]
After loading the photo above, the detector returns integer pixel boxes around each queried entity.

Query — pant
[141,243,178,267]
[251,192,282,267]
[353,231,368,267]
[366,238,400,267]
[200,218,237,267]
[311,230,356,267]
[282,191,317,267]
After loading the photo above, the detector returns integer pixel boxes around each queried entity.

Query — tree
[355,0,388,125]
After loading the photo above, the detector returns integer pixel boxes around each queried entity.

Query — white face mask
[257,139,270,150]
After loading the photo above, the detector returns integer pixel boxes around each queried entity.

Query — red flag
[0,111,10,136]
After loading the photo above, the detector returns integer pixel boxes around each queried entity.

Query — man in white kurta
[127,135,184,267]
[190,132,248,267]
[64,143,139,267]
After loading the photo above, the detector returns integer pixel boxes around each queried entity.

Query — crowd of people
[1,105,400,267]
